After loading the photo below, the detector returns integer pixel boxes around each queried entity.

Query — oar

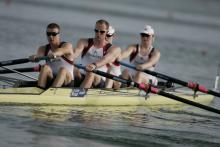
[0,65,41,74]
[0,56,49,67]
[0,66,37,81]
[75,64,220,115]
[118,61,220,98]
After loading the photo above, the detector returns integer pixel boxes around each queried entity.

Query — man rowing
[29,23,74,88]
[73,19,121,88]
[105,25,121,89]
[119,25,160,85]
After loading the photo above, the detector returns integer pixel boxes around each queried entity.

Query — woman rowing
[119,25,160,85]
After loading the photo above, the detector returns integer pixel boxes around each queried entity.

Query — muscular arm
[51,42,73,58]
[72,38,88,60]
[29,46,46,62]
[95,46,121,68]
[120,45,135,60]
[36,46,46,57]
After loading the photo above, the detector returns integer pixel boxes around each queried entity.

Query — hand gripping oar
[118,61,220,98]
[0,56,49,67]
[0,65,41,74]
[75,64,220,115]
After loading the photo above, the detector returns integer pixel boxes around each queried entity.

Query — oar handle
[34,56,50,62]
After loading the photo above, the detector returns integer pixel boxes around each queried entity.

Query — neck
[94,38,107,48]
[140,43,151,51]
[50,41,60,50]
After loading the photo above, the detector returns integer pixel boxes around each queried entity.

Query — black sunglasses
[46,32,59,36]
[140,33,150,37]
[94,29,106,34]
[106,34,113,38]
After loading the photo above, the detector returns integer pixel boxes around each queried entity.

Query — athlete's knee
[122,69,130,78]
[86,71,94,77]
[41,65,51,71]
[58,67,68,75]
[40,65,52,76]
[135,71,142,77]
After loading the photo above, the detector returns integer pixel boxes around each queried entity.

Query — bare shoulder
[153,48,160,53]
[152,48,161,56]
[77,38,89,45]
[62,42,73,49]
[38,45,47,52]
[126,44,137,51]
[110,45,121,51]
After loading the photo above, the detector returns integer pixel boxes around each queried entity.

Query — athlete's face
[94,23,108,41]
[140,33,153,45]
[46,28,60,44]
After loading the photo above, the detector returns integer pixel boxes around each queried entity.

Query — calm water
[0,0,220,146]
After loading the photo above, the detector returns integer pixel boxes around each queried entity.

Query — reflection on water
[0,105,220,146]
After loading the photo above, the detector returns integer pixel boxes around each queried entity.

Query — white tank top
[130,45,155,71]
[108,63,121,76]
[81,45,108,73]
[46,50,74,78]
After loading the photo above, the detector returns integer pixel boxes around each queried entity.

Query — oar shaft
[75,64,220,115]
[0,58,29,66]
[158,91,220,114]
[0,56,49,67]
[1,66,37,81]
[119,61,220,97]
[208,90,220,97]
[0,66,40,74]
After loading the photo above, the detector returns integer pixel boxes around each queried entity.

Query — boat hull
[0,87,214,106]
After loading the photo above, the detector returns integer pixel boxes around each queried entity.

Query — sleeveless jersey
[129,44,158,85]
[81,38,112,74]
[45,42,74,78]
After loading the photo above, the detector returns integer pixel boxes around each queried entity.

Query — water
[0,0,220,146]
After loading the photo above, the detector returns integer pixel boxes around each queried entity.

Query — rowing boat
[0,57,219,114]
[0,87,214,106]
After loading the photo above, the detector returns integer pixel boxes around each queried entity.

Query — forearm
[95,55,114,68]
[95,48,120,67]
[141,52,160,69]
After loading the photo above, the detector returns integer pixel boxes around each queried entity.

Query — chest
[87,46,104,59]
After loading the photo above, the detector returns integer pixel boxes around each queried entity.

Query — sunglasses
[46,32,59,36]
[140,33,150,37]
[94,29,106,34]
[106,34,113,38]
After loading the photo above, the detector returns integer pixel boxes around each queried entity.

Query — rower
[29,23,74,88]
[105,26,121,89]
[73,19,121,88]
[119,25,160,85]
